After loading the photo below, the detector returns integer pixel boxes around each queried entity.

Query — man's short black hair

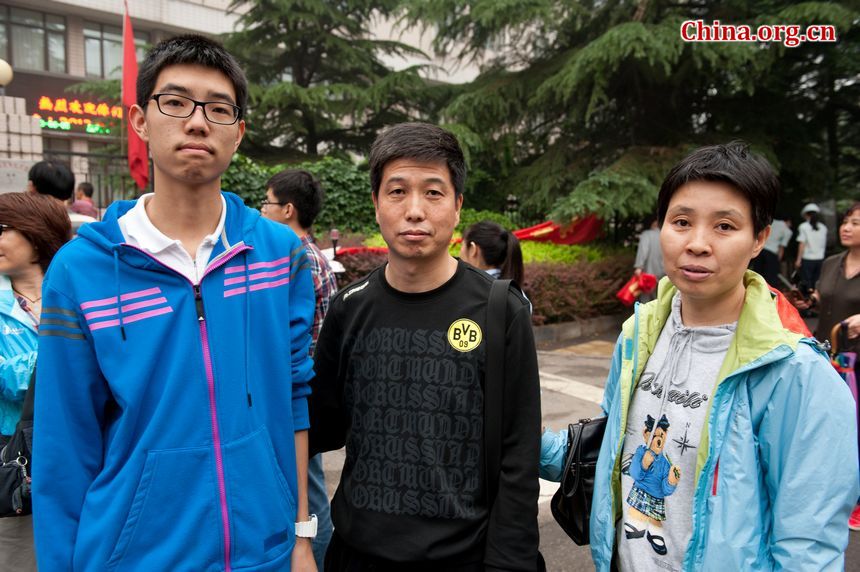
[657,141,779,235]
[266,169,324,230]
[29,160,75,201]
[137,34,248,117]
[77,181,94,198]
[369,122,466,198]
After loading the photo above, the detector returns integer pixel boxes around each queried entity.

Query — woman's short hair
[657,141,779,235]
[0,192,71,272]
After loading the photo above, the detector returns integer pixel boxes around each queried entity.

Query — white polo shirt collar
[117,192,227,285]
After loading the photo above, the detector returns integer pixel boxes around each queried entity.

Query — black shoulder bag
[0,372,34,517]
[550,415,607,545]
[485,279,546,571]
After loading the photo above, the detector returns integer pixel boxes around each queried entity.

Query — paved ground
[321,329,860,571]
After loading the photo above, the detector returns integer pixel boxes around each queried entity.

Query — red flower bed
[334,250,634,325]
[523,254,634,325]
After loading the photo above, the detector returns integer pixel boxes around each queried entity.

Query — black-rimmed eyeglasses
[0,224,9,237]
[149,93,242,125]
[260,200,287,208]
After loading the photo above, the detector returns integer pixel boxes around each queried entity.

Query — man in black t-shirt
[309,123,541,571]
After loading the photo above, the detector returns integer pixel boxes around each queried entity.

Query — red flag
[122,2,148,190]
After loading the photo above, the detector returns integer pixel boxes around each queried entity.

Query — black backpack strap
[20,368,35,423]
[485,279,511,507]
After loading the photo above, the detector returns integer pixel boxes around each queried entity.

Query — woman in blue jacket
[542,143,858,571]
[0,192,70,571]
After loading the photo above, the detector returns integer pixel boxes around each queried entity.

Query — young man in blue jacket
[542,142,858,571]
[33,35,318,571]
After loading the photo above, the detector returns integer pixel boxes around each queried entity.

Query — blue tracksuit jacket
[32,192,315,571]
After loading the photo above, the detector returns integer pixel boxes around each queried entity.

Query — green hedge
[221,154,377,234]
[524,254,634,325]
[365,231,609,264]
[334,248,635,324]
[456,209,515,233]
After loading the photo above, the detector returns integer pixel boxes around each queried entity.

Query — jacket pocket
[107,445,221,571]
[223,426,297,569]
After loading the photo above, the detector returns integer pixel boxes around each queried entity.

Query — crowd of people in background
[0,33,857,572]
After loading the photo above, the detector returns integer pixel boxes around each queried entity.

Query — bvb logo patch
[447,318,483,352]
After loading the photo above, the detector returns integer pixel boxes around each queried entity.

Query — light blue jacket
[0,274,36,435]
[542,272,859,571]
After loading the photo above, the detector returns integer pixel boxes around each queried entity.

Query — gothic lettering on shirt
[342,326,484,519]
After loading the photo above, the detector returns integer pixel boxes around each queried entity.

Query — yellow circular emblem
[447,318,483,352]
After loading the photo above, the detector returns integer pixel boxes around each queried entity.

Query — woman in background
[791,202,860,530]
[0,192,70,571]
[460,221,525,284]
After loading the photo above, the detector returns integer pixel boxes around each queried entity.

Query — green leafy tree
[404,0,860,228]
[224,0,433,161]
[300,156,377,233]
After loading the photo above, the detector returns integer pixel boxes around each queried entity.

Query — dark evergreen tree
[403,0,859,223]
[225,0,431,161]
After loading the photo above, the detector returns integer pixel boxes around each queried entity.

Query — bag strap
[20,368,35,423]
[484,279,511,507]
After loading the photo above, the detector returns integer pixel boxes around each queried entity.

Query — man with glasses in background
[34,35,318,571]
[261,169,339,568]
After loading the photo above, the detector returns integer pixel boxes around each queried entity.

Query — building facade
[1,0,241,201]
[0,1,481,201]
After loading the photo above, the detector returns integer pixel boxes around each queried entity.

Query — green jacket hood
[623,270,804,372]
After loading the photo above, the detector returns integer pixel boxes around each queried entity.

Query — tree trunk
[825,64,839,196]
[633,0,650,22]
[305,117,319,157]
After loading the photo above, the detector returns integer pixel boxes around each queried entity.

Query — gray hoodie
[616,293,736,572]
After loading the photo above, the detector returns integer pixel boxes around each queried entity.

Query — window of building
[42,137,71,164]
[0,6,66,73]
[84,22,148,79]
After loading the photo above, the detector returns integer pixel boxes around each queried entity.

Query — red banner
[513,215,603,245]
[123,3,148,190]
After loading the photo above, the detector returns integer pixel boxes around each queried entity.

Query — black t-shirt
[309,261,541,569]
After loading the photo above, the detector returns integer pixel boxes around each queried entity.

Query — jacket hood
[632,271,804,370]
[76,191,260,256]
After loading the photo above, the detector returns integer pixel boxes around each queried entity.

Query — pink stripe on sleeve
[249,276,291,292]
[88,306,173,331]
[224,255,291,275]
[80,287,163,310]
[83,297,168,321]
[248,255,291,271]
[223,265,291,286]
[223,275,291,298]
